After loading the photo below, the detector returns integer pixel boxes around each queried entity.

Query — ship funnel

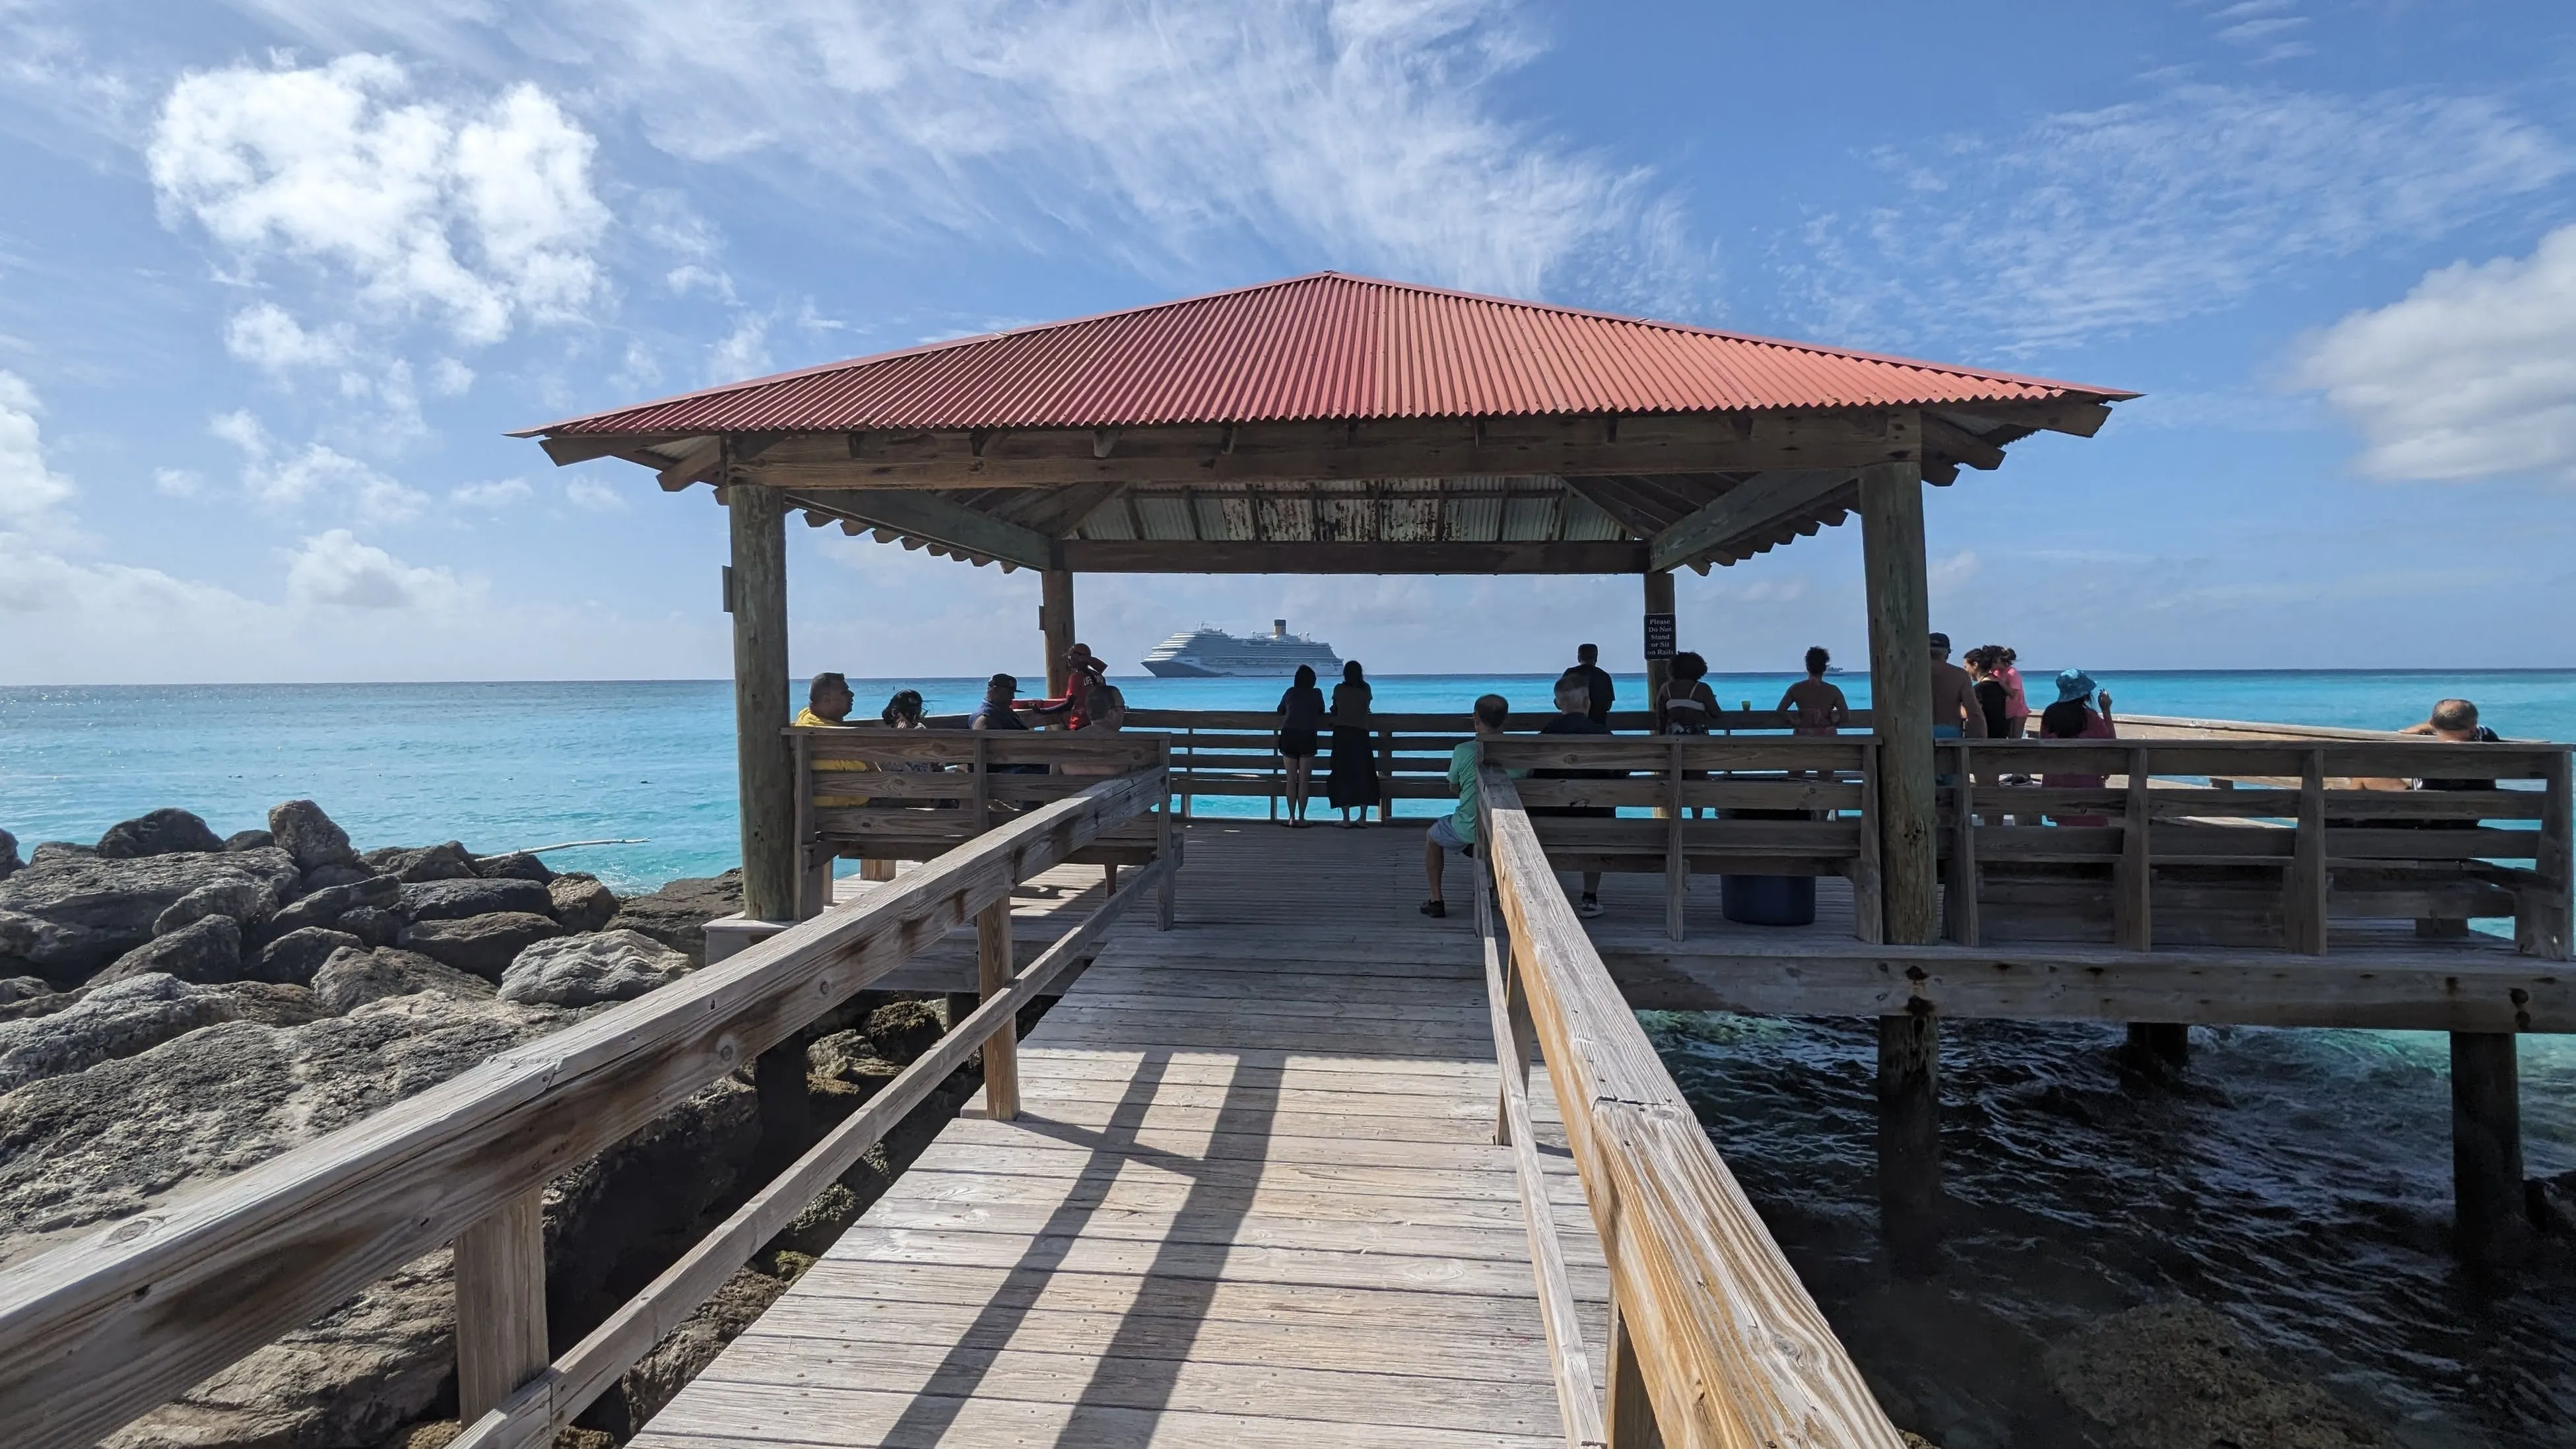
[1272,619,1286,638]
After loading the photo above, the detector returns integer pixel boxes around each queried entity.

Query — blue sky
[3,1,2573,685]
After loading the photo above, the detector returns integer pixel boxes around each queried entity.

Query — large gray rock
[0,973,234,1093]
[267,799,358,873]
[0,976,52,1006]
[499,929,692,1007]
[0,846,300,986]
[336,906,403,949]
[363,842,478,883]
[0,828,18,881]
[400,877,552,923]
[300,861,380,892]
[2042,1301,2393,1449]
[96,808,225,859]
[473,852,556,884]
[0,991,566,1250]
[152,879,278,937]
[91,916,244,988]
[30,841,95,868]
[609,869,742,967]
[397,913,562,981]
[309,947,494,1015]
[265,874,401,938]
[221,828,273,852]
[548,874,620,933]
[255,927,362,987]
[101,1250,457,1449]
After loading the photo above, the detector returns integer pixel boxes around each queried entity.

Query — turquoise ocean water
[8,669,2574,894]
[6,669,2576,1445]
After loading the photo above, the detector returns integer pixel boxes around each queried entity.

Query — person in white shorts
[1421,693,1511,918]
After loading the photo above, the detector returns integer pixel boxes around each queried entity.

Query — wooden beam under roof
[725,409,1923,489]
[1056,539,1649,574]
[785,489,1058,572]
[1649,469,1860,574]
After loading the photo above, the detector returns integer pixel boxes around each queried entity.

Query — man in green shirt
[1421,693,1510,918]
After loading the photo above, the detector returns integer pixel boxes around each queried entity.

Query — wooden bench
[788,725,1176,919]
[1941,737,2572,956]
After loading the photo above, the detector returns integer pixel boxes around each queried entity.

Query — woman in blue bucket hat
[2038,669,2117,825]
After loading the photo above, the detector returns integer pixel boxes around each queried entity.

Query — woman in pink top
[2037,669,2116,826]
[1998,647,2031,737]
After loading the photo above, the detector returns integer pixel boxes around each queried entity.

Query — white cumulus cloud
[213,408,428,523]
[149,53,609,346]
[0,371,77,531]
[2294,223,2576,484]
[284,528,467,609]
[564,475,627,512]
[224,301,357,372]
[451,477,533,509]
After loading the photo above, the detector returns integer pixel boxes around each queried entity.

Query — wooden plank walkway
[634,821,1610,1448]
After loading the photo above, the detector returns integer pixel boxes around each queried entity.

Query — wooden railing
[0,772,1170,1449]
[1484,735,1882,943]
[1942,737,2572,957]
[1125,707,1874,820]
[789,725,1176,921]
[1476,768,1905,1448]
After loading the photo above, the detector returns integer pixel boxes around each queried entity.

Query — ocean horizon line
[9,665,2576,691]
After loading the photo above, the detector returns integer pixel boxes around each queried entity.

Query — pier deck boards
[634,821,1609,1448]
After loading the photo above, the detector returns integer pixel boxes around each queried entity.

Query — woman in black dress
[1326,660,1379,826]
[1275,663,1327,826]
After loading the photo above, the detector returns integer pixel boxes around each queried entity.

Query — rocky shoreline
[0,803,987,1449]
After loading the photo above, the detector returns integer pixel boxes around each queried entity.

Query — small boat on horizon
[1142,620,1342,678]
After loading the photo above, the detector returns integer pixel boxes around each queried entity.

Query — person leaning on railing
[1421,692,1511,919]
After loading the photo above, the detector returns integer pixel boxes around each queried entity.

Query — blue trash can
[1721,872,1816,926]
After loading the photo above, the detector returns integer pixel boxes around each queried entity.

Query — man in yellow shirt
[793,672,873,805]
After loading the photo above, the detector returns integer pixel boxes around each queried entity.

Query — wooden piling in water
[1877,1009,1942,1275]
[2451,1030,2530,1265]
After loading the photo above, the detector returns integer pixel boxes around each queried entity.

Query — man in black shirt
[1571,643,1616,727]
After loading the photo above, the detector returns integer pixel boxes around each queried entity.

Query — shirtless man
[1777,646,1848,735]
[1927,632,1987,739]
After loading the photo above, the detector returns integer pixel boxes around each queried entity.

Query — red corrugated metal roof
[526,273,2134,436]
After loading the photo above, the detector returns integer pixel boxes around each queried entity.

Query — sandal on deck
[1418,899,1447,918]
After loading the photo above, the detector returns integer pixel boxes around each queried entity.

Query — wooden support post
[2524,751,2572,960]
[1877,1009,1942,1276]
[453,1189,548,1423]
[1604,1295,1663,1449]
[1377,726,1395,824]
[977,899,1019,1121]
[791,733,822,920]
[1859,459,1936,945]
[1851,740,1884,945]
[1641,568,1675,733]
[752,1038,811,1174]
[2286,747,2328,955]
[1155,739,1177,930]
[1948,742,1979,945]
[1664,738,1686,942]
[1040,568,1076,698]
[2116,745,2152,951]
[2451,1031,2530,1266]
[727,479,796,923]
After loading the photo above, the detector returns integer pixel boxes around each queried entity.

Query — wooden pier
[638,823,1612,1448]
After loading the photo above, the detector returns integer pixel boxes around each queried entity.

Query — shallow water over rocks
[1647,1012,2576,1448]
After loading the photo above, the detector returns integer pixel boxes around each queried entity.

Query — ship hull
[1140,658,1227,678]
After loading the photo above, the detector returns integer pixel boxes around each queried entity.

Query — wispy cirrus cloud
[228,0,1715,314]
[1783,83,2568,355]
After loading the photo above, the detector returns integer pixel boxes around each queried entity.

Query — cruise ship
[1140,621,1342,678]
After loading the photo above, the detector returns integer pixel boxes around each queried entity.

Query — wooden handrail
[1478,767,1904,1448]
[0,770,1165,1449]
[452,846,1179,1449]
